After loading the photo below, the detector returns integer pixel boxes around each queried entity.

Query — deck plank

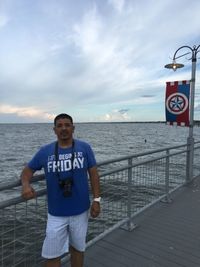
[65,177,200,267]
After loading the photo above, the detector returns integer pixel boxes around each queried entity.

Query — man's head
[54,113,74,144]
[54,113,73,126]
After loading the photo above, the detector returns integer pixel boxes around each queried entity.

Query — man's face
[54,118,74,142]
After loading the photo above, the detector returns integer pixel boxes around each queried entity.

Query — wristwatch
[93,197,101,203]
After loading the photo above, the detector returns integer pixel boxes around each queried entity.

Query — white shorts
[42,211,89,259]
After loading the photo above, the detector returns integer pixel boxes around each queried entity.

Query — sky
[0,0,200,123]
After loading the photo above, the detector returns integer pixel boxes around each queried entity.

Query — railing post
[186,137,190,183]
[186,136,194,183]
[162,149,172,203]
[127,158,132,224]
[121,157,137,231]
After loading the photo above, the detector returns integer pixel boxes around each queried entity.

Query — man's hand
[21,166,36,200]
[21,184,36,200]
[88,166,101,218]
[90,201,101,218]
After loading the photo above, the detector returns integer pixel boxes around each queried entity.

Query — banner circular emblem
[166,93,188,115]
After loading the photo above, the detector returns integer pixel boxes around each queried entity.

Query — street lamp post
[165,45,200,182]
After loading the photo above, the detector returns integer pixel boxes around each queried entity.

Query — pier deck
[66,177,200,267]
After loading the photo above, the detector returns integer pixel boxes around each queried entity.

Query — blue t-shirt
[28,139,97,216]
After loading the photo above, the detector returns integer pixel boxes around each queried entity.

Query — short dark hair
[54,113,73,126]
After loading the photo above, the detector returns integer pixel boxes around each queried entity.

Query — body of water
[1,122,200,184]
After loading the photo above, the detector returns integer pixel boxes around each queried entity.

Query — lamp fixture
[164,61,184,71]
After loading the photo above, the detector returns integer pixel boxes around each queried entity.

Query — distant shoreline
[1,121,200,125]
[0,121,166,125]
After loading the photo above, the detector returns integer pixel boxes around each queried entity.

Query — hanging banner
[165,80,190,126]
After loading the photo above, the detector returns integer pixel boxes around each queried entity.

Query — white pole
[165,45,200,182]
[187,55,197,182]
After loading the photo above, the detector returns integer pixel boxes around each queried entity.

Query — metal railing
[1,141,200,267]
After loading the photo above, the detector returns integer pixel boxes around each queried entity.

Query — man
[21,113,101,267]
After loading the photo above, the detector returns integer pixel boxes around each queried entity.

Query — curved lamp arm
[165,45,200,71]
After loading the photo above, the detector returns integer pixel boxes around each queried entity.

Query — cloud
[0,0,200,122]
[99,109,132,122]
[65,3,146,105]
[118,108,130,114]
[0,104,55,122]
[141,95,155,98]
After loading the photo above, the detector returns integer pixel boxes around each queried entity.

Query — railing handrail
[3,141,200,193]
[0,142,189,192]
[98,142,190,166]
[1,141,194,192]
[0,174,45,191]
[0,144,190,209]
[0,188,47,209]
[2,139,200,267]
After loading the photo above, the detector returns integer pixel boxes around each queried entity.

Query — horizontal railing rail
[0,174,45,192]
[2,141,199,191]
[1,141,200,267]
[0,142,191,207]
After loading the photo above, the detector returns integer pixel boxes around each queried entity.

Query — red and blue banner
[165,80,190,126]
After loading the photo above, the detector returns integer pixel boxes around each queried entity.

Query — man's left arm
[88,166,101,218]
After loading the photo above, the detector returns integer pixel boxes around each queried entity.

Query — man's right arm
[21,166,36,199]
